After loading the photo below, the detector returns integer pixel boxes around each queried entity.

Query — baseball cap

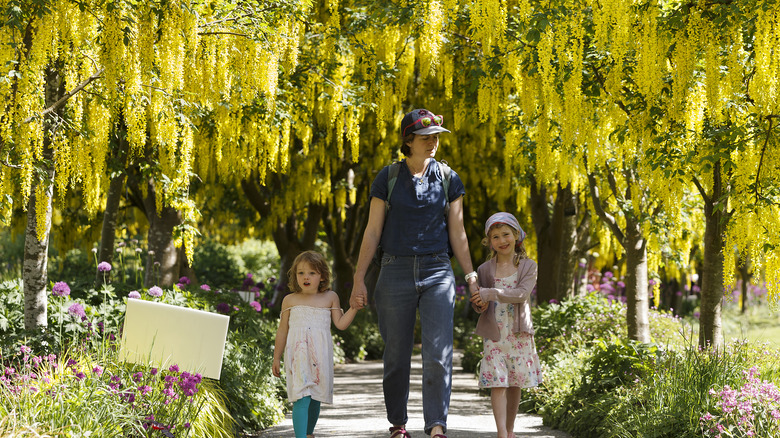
[401,109,451,136]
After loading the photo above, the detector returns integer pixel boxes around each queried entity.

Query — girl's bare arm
[330,291,359,330]
[272,297,292,377]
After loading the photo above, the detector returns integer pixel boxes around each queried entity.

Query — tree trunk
[95,128,128,288]
[241,176,324,308]
[738,255,751,314]
[24,178,53,330]
[143,182,182,287]
[23,64,61,330]
[623,220,650,343]
[530,181,590,303]
[698,162,724,348]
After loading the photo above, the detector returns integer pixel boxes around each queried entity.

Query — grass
[722,303,780,349]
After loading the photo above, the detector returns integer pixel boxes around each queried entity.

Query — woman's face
[406,133,440,159]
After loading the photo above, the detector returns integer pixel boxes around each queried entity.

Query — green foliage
[228,238,280,286]
[459,331,484,375]
[220,321,286,433]
[0,337,213,437]
[0,231,23,281]
[525,293,780,438]
[0,274,286,435]
[338,309,384,361]
[192,239,246,290]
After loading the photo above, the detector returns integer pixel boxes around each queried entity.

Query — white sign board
[119,299,229,380]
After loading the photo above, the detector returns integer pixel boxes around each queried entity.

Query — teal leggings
[292,396,321,437]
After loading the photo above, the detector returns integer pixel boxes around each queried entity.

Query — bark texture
[23,64,60,329]
[531,182,592,303]
[697,162,724,348]
[95,129,128,288]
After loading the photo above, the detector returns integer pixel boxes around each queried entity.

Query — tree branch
[22,68,104,124]
[692,176,710,205]
[587,171,626,244]
[755,116,773,204]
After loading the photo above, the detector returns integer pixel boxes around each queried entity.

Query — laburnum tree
[452,0,780,345]
[0,0,324,327]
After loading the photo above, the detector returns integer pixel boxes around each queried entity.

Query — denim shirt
[370,159,465,256]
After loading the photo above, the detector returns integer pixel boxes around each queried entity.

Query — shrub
[339,310,384,361]
[192,239,245,290]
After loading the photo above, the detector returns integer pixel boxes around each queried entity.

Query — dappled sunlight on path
[255,352,570,438]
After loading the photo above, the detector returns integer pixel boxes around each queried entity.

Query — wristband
[464,271,478,282]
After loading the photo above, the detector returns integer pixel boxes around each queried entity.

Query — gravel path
[255,351,571,438]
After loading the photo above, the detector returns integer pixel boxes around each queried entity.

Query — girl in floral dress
[470,212,542,438]
[273,251,361,438]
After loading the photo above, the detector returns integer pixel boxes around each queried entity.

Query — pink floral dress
[478,272,543,389]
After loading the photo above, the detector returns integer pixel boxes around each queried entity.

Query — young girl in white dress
[470,212,543,438]
[273,250,361,438]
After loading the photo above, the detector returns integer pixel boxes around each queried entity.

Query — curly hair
[287,250,331,293]
[481,223,528,266]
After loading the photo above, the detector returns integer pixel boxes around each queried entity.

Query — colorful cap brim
[413,126,451,135]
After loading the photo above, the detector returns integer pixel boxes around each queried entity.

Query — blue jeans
[375,252,455,435]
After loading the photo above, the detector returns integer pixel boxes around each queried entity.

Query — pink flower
[148,286,163,297]
[52,282,71,297]
[128,291,141,299]
[250,301,262,312]
[97,262,112,272]
[200,284,211,291]
[68,303,86,318]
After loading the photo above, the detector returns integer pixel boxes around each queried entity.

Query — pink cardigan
[473,258,538,342]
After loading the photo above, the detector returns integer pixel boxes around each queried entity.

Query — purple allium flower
[133,372,143,382]
[250,301,263,312]
[150,368,158,376]
[20,345,31,355]
[139,385,152,395]
[128,291,141,299]
[179,276,190,285]
[148,286,163,297]
[92,366,103,376]
[216,302,231,314]
[168,364,180,373]
[52,282,71,297]
[68,303,86,318]
[97,262,112,272]
[175,283,184,289]
[75,372,86,380]
[199,284,211,291]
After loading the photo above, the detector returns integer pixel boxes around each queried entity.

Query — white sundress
[284,305,334,404]
[478,272,543,389]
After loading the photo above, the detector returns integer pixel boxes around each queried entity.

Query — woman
[350,108,480,438]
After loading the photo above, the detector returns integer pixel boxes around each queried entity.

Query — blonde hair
[482,223,528,266]
[287,250,331,293]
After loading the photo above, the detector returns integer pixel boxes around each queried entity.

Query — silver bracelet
[464,271,478,282]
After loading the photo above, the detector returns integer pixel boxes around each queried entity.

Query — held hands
[469,289,488,312]
[349,281,367,310]
[467,278,488,312]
